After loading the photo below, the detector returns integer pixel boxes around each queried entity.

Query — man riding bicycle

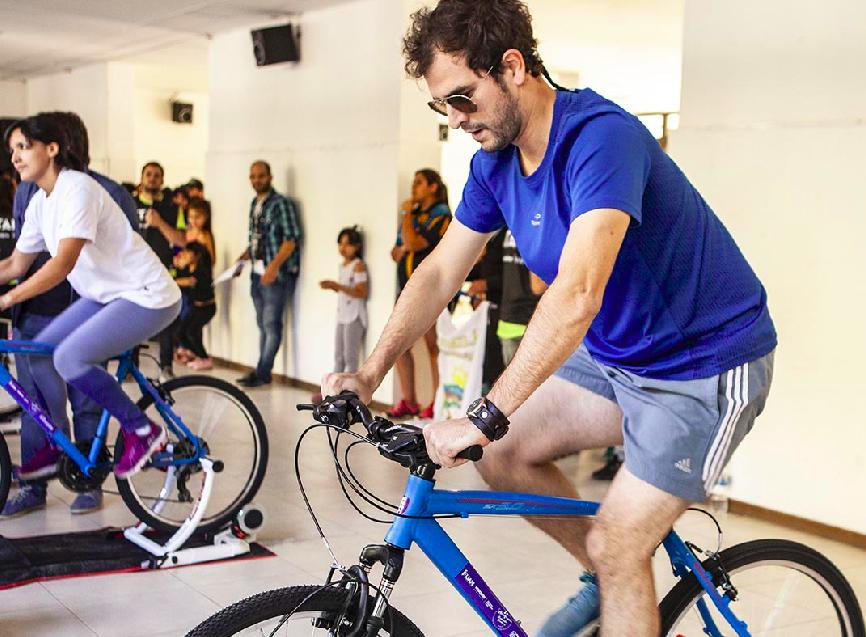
[323,2,777,635]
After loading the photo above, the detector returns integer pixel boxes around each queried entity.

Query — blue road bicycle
[0,339,268,537]
[188,392,864,637]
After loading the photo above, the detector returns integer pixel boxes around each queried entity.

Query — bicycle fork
[324,543,405,637]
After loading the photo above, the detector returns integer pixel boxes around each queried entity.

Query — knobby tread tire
[185,585,425,637]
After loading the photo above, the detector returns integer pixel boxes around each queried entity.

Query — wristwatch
[466,397,510,442]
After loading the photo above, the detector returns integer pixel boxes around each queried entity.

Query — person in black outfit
[173,241,215,370]
[135,161,180,379]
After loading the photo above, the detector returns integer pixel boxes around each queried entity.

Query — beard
[463,87,522,152]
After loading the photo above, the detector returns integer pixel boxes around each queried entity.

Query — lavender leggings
[31,297,181,433]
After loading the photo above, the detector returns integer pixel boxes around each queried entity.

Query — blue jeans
[250,273,295,380]
[14,313,103,495]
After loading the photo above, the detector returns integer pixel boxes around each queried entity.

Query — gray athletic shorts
[555,345,775,502]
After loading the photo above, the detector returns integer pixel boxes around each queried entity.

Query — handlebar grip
[296,404,315,412]
[456,445,484,462]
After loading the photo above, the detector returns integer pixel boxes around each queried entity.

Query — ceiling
[0,0,351,80]
[0,0,684,93]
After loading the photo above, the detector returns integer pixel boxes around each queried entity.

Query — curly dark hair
[4,113,86,172]
[402,0,544,79]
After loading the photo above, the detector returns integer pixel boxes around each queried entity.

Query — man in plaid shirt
[237,160,301,387]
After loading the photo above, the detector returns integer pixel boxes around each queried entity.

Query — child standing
[319,227,367,373]
[173,241,215,370]
[147,197,215,365]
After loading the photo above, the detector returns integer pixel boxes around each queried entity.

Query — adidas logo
[674,458,692,474]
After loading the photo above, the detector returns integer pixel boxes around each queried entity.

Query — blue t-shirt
[456,88,776,380]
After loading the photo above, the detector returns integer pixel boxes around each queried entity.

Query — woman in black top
[173,241,216,370]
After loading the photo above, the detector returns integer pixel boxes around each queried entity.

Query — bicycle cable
[324,424,462,522]
[294,420,464,571]
[685,506,725,555]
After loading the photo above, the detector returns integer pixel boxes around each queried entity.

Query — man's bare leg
[393,350,417,405]
[476,375,622,566]
[423,326,439,393]
[587,467,690,636]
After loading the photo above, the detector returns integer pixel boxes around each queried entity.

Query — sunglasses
[427,64,496,117]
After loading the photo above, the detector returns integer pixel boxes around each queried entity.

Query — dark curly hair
[4,113,86,172]
[402,0,544,79]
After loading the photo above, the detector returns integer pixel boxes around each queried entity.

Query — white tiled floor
[1,365,864,636]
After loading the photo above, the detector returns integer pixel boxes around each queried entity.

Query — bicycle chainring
[57,440,112,492]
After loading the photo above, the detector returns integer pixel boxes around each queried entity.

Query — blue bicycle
[0,340,268,536]
[188,392,863,636]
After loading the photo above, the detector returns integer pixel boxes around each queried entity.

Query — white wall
[19,62,208,185]
[132,64,208,188]
[206,0,441,404]
[670,0,866,532]
[0,80,26,116]
[26,64,113,173]
[441,0,685,210]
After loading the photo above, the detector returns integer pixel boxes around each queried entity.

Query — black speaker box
[171,102,194,124]
[251,24,301,66]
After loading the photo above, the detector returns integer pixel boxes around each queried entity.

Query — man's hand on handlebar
[321,372,375,405]
[423,417,490,469]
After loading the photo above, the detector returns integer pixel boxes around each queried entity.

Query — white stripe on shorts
[709,362,749,489]
[703,363,748,490]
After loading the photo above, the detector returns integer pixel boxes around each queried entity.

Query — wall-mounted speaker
[171,101,194,124]
[251,24,301,67]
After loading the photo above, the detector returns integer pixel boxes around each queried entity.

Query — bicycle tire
[659,538,865,636]
[115,375,269,534]
[185,585,426,637]
[0,433,10,513]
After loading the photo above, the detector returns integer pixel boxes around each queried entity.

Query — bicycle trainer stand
[123,456,264,569]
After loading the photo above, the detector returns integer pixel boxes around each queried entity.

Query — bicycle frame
[383,473,749,637]
[0,339,203,478]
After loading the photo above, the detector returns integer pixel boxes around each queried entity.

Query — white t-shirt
[16,170,181,309]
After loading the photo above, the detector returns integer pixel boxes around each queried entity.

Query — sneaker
[418,402,435,419]
[538,572,600,637]
[387,399,420,419]
[591,456,623,481]
[70,490,103,514]
[115,422,167,479]
[1,485,47,517]
[238,373,271,388]
[187,357,213,370]
[18,444,61,481]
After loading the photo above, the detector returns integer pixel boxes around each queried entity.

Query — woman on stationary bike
[0,113,181,481]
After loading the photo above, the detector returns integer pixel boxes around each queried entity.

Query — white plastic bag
[433,301,489,421]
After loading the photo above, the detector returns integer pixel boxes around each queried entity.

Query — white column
[670,0,866,532]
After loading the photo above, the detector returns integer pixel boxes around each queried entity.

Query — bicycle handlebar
[296,391,483,476]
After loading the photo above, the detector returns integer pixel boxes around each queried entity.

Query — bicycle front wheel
[116,375,268,534]
[0,433,10,512]
[185,585,426,636]
[660,539,865,636]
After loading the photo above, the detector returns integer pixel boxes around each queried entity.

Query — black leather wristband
[466,397,510,441]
